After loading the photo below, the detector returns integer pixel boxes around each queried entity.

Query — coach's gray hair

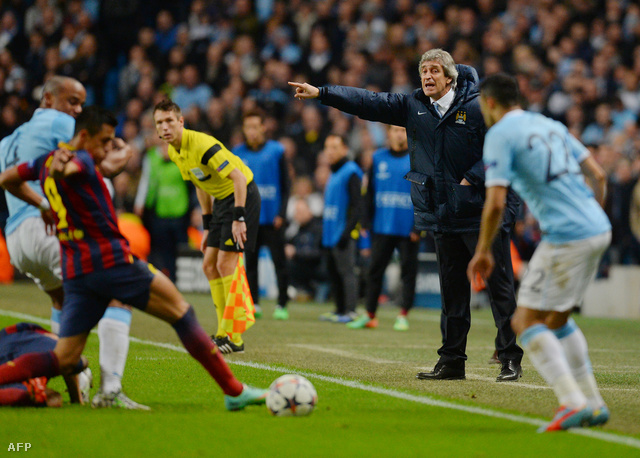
[418,49,458,90]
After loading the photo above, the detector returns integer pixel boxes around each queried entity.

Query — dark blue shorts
[60,260,155,337]
[0,324,57,364]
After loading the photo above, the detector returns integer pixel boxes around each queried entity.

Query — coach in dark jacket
[290,48,523,382]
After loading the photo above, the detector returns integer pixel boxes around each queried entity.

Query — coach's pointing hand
[288,82,320,99]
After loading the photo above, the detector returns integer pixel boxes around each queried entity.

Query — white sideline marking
[295,343,639,393]
[289,344,402,364]
[1,309,639,450]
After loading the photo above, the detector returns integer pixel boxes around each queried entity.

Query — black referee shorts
[207,181,261,252]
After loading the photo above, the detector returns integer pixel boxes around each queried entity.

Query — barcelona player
[0,322,86,407]
[0,76,140,409]
[0,106,267,411]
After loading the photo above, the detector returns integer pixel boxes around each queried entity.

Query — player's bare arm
[580,155,607,208]
[229,168,248,249]
[467,185,508,285]
[0,167,55,235]
[196,187,213,253]
[98,138,133,178]
[288,81,320,99]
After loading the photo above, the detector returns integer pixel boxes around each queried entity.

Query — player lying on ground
[0,106,267,411]
[0,322,88,407]
[468,74,611,432]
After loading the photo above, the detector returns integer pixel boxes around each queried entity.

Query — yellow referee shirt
[167,129,253,200]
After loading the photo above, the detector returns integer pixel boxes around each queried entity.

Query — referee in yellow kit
[153,99,260,354]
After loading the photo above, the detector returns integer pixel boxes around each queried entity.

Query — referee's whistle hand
[288,82,319,99]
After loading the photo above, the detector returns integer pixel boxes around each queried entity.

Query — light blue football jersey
[0,109,75,235]
[483,109,611,244]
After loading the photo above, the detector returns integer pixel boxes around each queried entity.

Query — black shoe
[416,362,465,380]
[496,360,522,382]
[212,335,245,354]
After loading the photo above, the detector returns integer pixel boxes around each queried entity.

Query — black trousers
[326,240,358,315]
[245,224,289,307]
[433,230,523,366]
[365,234,419,314]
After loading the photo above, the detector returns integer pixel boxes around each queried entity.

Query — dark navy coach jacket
[319,65,519,234]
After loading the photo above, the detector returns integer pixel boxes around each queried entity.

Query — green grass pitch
[0,281,639,457]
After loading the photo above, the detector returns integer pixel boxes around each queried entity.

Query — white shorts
[517,231,611,312]
[6,217,62,291]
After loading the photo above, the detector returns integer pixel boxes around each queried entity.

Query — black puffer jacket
[319,64,518,233]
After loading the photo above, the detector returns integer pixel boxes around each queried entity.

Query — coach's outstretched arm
[289,81,320,99]
[288,81,407,127]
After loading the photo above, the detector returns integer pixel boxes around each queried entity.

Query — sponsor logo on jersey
[216,160,229,172]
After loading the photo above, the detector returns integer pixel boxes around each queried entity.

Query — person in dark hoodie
[290,48,523,382]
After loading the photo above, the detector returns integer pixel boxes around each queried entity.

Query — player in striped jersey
[0,107,267,411]
[0,76,141,409]
[0,322,85,407]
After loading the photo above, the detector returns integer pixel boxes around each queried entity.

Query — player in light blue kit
[0,76,144,409]
[468,74,611,433]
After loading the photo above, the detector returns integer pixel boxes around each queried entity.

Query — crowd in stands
[2,0,640,277]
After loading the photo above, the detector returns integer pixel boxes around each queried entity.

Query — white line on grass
[289,344,403,364]
[2,309,639,450]
[294,342,639,393]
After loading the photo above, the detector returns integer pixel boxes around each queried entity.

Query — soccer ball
[266,374,318,416]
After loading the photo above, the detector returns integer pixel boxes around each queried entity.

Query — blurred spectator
[59,22,80,61]
[606,157,640,264]
[304,28,334,87]
[285,197,326,301]
[261,25,302,66]
[0,50,27,95]
[155,10,177,55]
[137,26,162,68]
[134,142,191,282]
[24,31,47,84]
[118,45,147,104]
[582,102,617,145]
[25,0,62,37]
[59,33,107,105]
[286,175,324,226]
[232,0,261,40]
[0,11,28,57]
[172,64,213,112]
[291,105,328,177]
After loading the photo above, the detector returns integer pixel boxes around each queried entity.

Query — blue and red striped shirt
[17,150,133,279]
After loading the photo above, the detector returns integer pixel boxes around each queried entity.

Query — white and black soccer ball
[266,374,318,417]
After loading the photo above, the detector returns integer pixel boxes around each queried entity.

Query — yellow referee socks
[209,278,226,338]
